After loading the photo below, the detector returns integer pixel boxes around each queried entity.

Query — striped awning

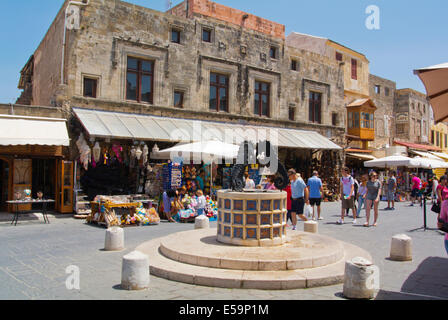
[73,108,341,150]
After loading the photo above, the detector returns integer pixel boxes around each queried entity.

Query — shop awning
[409,150,445,160]
[346,153,376,161]
[73,108,342,150]
[0,114,70,146]
[430,152,448,161]
[394,140,441,152]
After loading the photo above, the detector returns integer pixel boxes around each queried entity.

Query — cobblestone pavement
[0,200,447,300]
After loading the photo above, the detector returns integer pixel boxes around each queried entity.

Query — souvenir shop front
[0,115,71,213]
[72,107,343,220]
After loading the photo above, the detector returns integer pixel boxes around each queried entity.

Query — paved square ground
[0,200,447,300]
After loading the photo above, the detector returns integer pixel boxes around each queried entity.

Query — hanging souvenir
[103,151,109,165]
[135,146,143,161]
[111,144,123,163]
[130,146,136,159]
[142,144,149,164]
[91,154,97,168]
[93,142,101,163]
[123,147,129,166]
[130,146,136,168]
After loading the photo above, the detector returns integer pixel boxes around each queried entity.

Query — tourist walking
[307,170,324,220]
[410,173,422,206]
[364,171,382,227]
[432,176,439,202]
[385,171,397,210]
[356,175,368,218]
[338,167,357,224]
[436,176,447,206]
[288,168,308,230]
[437,175,448,254]
[244,172,256,189]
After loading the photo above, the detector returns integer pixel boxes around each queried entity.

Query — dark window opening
[174,91,184,108]
[254,81,270,117]
[309,91,322,124]
[289,107,295,121]
[171,29,181,44]
[332,113,338,126]
[291,59,299,71]
[209,73,228,112]
[202,28,212,42]
[126,57,154,103]
[336,52,343,61]
[351,59,358,80]
[83,77,97,98]
[269,46,277,59]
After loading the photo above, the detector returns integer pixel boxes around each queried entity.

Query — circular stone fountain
[216,190,287,246]
[136,190,373,290]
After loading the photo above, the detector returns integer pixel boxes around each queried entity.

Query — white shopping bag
[304,204,313,218]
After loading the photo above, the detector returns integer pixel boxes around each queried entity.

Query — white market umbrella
[158,140,240,195]
[407,157,448,169]
[364,154,418,168]
[414,63,448,123]
[158,140,239,160]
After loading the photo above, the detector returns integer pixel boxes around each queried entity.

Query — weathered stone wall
[168,0,286,39]
[0,103,65,119]
[56,0,345,142]
[326,41,370,101]
[283,45,345,129]
[32,1,68,106]
[394,89,431,144]
[369,74,396,149]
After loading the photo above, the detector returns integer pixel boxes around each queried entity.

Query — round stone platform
[136,228,373,290]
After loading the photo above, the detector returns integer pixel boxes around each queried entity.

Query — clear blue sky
[1,0,447,103]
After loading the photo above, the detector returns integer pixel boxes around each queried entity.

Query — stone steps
[135,228,373,290]
[158,229,344,271]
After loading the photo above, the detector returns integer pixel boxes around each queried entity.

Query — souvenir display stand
[86,195,160,228]
[163,162,182,191]
[175,194,218,223]
[182,164,201,193]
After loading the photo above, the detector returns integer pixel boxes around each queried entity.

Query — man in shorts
[288,169,309,230]
[307,171,324,220]
[338,167,357,224]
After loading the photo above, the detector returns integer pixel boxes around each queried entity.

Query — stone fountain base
[135,228,372,290]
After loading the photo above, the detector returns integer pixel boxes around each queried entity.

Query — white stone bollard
[343,257,379,300]
[121,251,150,290]
[390,234,412,261]
[304,221,318,233]
[195,214,210,229]
[104,226,125,251]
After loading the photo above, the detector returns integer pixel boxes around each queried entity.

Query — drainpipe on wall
[60,0,90,85]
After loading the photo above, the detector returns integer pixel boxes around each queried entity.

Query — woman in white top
[244,172,256,189]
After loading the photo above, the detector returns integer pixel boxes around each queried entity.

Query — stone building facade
[17,0,346,147]
[369,74,396,149]
[394,88,431,145]
[286,32,372,150]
